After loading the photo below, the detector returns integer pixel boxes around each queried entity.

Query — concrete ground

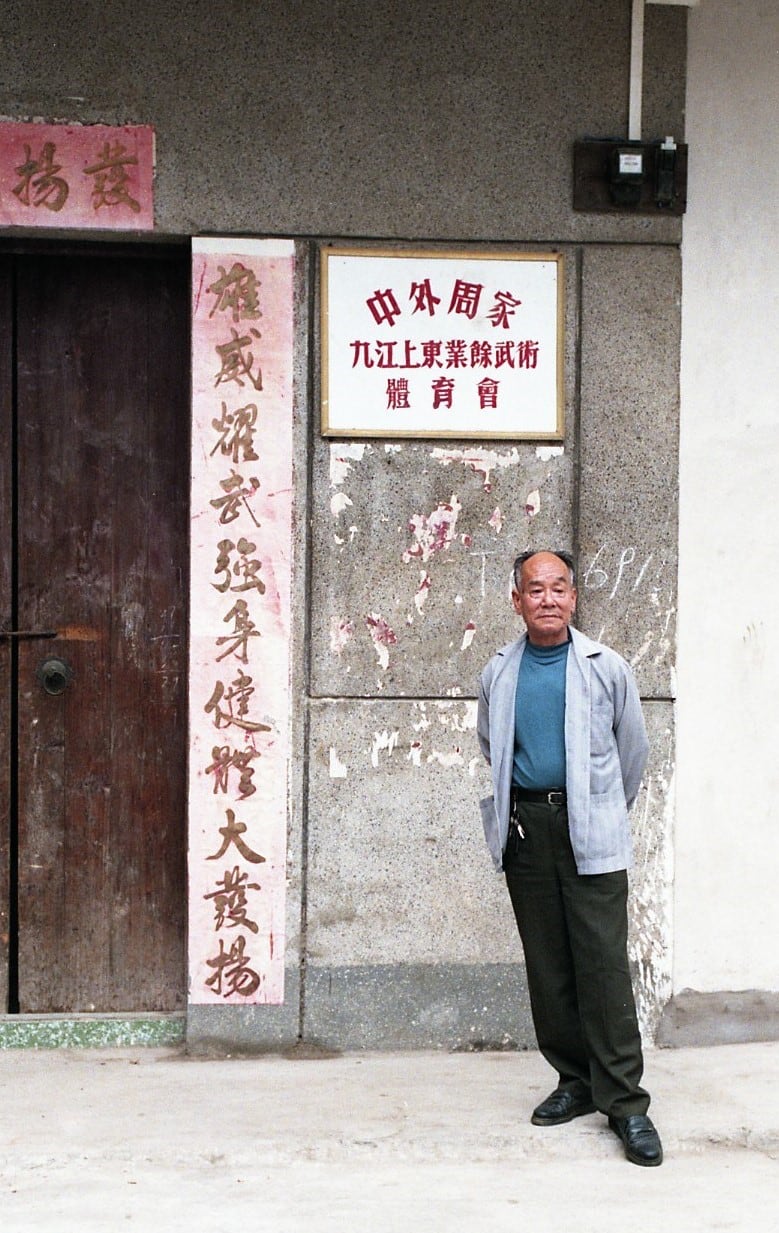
[0,1041,776,1232]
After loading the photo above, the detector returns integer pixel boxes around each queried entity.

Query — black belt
[511,786,567,806]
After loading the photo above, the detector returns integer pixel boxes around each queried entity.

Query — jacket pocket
[590,700,615,754]
[479,795,503,871]
[583,790,630,866]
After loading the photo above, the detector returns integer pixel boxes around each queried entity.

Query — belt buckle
[547,790,564,806]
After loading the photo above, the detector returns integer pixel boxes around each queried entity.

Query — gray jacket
[477,626,649,875]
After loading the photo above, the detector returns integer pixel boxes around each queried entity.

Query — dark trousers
[504,797,650,1118]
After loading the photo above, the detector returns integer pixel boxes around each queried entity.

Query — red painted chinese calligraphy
[189,239,295,1005]
[0,123,154,230]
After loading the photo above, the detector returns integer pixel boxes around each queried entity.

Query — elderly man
[477,549,662,1167]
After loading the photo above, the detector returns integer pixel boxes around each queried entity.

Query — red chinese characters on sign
[350,338,539,370]
[12,140,69,212]
[190,240,295,1006]
[0,123,154,230]
[355,276,535,413]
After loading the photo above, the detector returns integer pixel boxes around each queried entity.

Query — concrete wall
[0,0,685,246]
[0,0,687,1049]
[664,0,779,1045]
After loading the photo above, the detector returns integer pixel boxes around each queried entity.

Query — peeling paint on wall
[628,615,676,671]
[329,441,367,488]
[402,494,465,564]
[629,749,675,1043]
[525,489,540,517]
[434,700,477,732]
[371,729,400,766]
[329,444,368,546]
[330,618,354,654]
[330,491,353,517]
[329,748,348,778]
[427,749,465,768]
[430,445,522,492]
[414,571,431,613]
[343,702,483,779]
[365,613,397,670]
[488,507,503,534]
[461,622,476,651]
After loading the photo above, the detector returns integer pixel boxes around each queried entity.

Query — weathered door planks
[4,249,189,1013]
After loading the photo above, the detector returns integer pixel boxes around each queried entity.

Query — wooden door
[0,247,189,1013]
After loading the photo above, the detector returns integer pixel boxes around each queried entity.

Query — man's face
[512,552,577,646]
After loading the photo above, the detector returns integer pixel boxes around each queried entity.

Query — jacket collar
[495,624,602,664]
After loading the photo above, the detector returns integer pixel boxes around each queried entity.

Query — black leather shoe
[531,1087,596,1126]
[608,1114,663,1166]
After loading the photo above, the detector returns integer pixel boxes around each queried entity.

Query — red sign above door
[0,122,154,231]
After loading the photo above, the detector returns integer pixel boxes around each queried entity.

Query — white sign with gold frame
[320,246,564,439]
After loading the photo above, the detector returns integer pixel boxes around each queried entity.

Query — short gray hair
[512,550,576,592]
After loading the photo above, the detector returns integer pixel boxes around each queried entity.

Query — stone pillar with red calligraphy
[189,238,295,1005]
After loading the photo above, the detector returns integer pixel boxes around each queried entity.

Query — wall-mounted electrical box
[573,138,688,215]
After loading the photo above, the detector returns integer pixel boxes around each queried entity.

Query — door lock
[37,657,73,696]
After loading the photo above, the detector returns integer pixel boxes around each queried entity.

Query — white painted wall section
[676,0,779,991]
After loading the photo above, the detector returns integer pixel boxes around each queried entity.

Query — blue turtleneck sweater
[512,637,569,789]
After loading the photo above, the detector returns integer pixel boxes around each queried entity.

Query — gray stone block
[186,972,301,1055]
[0,4,686,242]
[657,990,779,1048]
[306,697,516,968]
[628,700,674,1042]
[310,438,574,697]
[577,246,680,698]
[302,963,534,1052]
